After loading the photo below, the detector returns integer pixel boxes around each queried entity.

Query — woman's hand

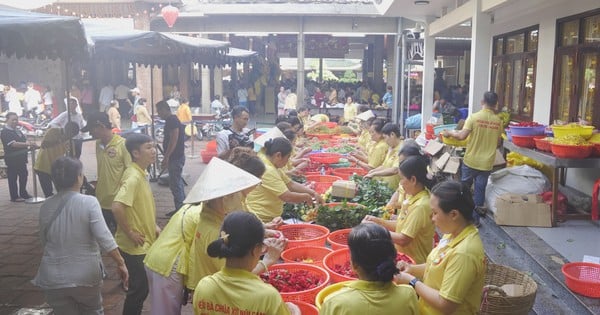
[263,237,287,266]
[127,230,145,247]
[364,171,374,179]
[394,271,414,285]
[396,260,412,273]
[117,263,129,291]
[265,217,284,231]
[362,215,381,225]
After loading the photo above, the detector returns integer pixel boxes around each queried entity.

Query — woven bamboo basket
[479,264,538,315]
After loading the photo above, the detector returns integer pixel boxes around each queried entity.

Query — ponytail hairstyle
[431,180,475,222]
[221,147,266,179]
[264,137,293,158]
[206,211,265,259]
[398,155,435,190]
[348,224,398,282]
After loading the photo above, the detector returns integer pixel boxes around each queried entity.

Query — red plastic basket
[281,246,333,268]
[293,301,319,315]
[551,143,593,159]
[268,263,331,305]
[278,224,330,249]
[533,137,552,152]
[323,248,357,283]
[305,175,343,194]
[327,228,351,250]
[561,262,600,298]
[308,153,342,164]
[512,135,544,149]
[306,133,334,140]
[332,167,367,180]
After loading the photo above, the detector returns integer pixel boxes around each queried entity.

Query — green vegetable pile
[282,203,312,221]
[326,145,355,154]
[315,201,381,231]
[346,175,395,209]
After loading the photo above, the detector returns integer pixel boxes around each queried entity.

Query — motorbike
[196,108,231,140]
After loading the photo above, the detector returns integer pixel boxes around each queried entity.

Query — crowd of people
[0,83,502,314]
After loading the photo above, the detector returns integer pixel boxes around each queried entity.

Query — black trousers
[120,251,148,315]
[36,170,54,198]
[6,161,28,200]
[101,208,117,235]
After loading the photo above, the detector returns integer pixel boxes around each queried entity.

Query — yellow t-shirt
[193,267,290,315]
[144,204,201,277]
[177,104,192,124]
[113,163,157,255]
[463,108,502,171]
[343,103,357,123]
[357,130,371,150]
[320,280,418,315]
[374,143,401,189]
[34,128,66,174]
[95,135,131,210]
[368,139,388,169]
[186,205,225,290]
[246,158,291,223]
[420,225,486,315]
[395,190,434,264]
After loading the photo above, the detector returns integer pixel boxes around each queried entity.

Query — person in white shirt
[114,83,131,119]
[4,85,22,116]
[211,95,226,115]
[50,98,86,158]
[98,83,114,112]
[43,86,54,113]
[237,87,248,108]
[23,82,42,114]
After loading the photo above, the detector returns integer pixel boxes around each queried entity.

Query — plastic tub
[200,150,217,163]
[205,140,217,152]
[293,301,319,315]
[332,167,367,180]
[433,124,457,135]
[552,125,594,140]
[281,246,333,268]
[533,137,552,152]
[305,175,343,194]
[308,153,342,164]
[315,281,353,309]
[278,224,330,249]
[511,135,544,149]
[323,248,357,283]
[326,228,351,250]
[561,262,600,298]
[551,143,593,159]
[266,263,330,305]
[509,125,546,136]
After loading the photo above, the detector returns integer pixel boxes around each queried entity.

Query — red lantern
[161,5,179,28]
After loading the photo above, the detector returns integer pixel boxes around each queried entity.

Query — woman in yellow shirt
[384,142,422,209]
[349,118,388,170]
[176,98,192,124]
[364,123,403,189]
[395,181,486,315]
[246,138,323,223]
[320,224,418,315]
[343,96,357,123]
[364,155,435,264]
[193,211,299,315]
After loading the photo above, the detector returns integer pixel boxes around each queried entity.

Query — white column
[468,0,492,115]
[421,23,436,131]
[296,17,305,105]
[201,66,211,113]
[214,68,223,100]
[392,18,402,124]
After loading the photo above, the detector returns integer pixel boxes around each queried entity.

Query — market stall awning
[0,5,87,60]
[84,21,233,66]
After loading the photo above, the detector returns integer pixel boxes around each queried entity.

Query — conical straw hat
[254,127,285,147]
[183,158,261,204]
[356,110,375,121]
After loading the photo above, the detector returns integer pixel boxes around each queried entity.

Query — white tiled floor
[529,220,600,263]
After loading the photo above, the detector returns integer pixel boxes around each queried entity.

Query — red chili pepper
[260,269,323,292]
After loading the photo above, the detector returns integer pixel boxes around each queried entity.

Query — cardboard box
[494,194,552,227]
[331,180,357,198]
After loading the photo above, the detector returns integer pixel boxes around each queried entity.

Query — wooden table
[503,140,600,226]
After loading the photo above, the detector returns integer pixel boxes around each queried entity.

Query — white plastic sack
[485,165,550,214]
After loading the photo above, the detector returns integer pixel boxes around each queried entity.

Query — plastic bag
[485,165,550,214]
